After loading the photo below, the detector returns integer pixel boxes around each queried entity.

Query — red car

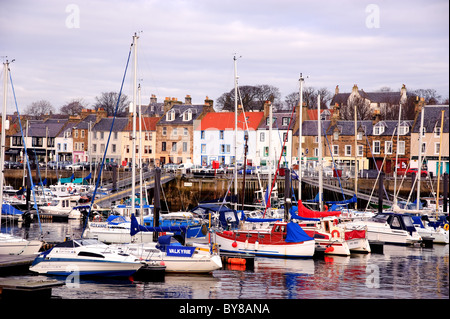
[405,168,429,177]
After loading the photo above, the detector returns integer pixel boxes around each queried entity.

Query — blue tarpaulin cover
[130,214,187,236]
[285,222,314,243]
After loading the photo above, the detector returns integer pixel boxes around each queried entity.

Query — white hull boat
[0,233,42,255]
[30,239,145,277]
[340,213,422,246]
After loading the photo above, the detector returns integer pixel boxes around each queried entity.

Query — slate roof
[411,105,449,133]
[14,120,67,137]
[157,104,205,125]
[330,90,410,106]
[74,114,97,130]
[91,117,129,132]
[299,119,413,136]
[258,112,297,130]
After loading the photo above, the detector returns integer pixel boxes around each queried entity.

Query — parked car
[405,168,429,177]
[163,163,179,172]
[65,163,84,171]
[238,166,256,175]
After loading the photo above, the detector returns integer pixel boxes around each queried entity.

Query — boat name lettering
[166,246,196,257]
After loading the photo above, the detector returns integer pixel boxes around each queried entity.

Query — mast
[131,33,138,216]
[416,103,424,210]
[435,110,445,214]
[0,60,9,221]
[138,83,144,222]
[268,100,273,214]
[354,96,358,209]
[298,73,304,201]
[317,94,323,211]
[233,55,238,211]
[393,103,402,206]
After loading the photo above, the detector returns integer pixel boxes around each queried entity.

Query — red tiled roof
[198,112,264,131]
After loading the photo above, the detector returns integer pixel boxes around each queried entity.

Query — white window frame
[398,141,405,155]
[385,141,393,155]
[345,145,352,156]
[373,141,380,154]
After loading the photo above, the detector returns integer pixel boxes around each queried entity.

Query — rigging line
[263,102,297,218]
[321,123,346,201]
[81,46,133,238]
[8,71,43,236]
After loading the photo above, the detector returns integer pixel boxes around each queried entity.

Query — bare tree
[24,100,55,118]
[217,85,281,112]
[60,99,87,116]
[284,87,332,110]
[340,95,372,120]
[94,92,129,116]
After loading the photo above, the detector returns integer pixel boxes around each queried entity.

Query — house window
[260,132,265,142]
[172,142,177,152]
[183,109,192,121]
[220,144,226,153]
[166,110,175,121]
[220,130,224,139]
[398,141,405,155]
[144,145,149,154]
[282,117,290,126]
[435,142,440,154]
[201,131,205,139]
[114,132,118,140]
[81,130,85,138]
[283,133,288,142]
[183,142,188,152]
[266,117,276,125]
[184,128,188,136]
[100,132,104,139]
[434,125,441,137]
[421,127,426,137]
[264,147,269,157]
[314,148,319,157]
[100,144,105,153]
[93,144,97,152]
[399,123,409,135]
[74,130,78,138]
[332,145,339,156]
[57,143,61,151]
[345,145,352,156]
[126,145,129,153]
[161,142,166,151]
[93,132,97,139]
[201,144,206,153]
[162,127,167,136]
[385,141,393,155]
[112,144,116,153]
[172,128,177,137]
[315,136,319,143]
[421,142,426,154]
[373,123,385,135]
[357,145,363,157]
[357,132,363,140]
[373,141,380,154]
[333,131,339,141]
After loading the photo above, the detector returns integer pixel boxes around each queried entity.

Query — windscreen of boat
[77,239,108,247]
[78,251,105,258]
[224,211,237,222]
[372,214,390,223]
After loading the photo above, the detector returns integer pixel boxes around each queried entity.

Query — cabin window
[78,251,105,258]
[391,216,401,228]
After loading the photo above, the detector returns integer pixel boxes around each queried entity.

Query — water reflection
[2,221,448,299]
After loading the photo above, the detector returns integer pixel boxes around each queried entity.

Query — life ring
[333,219,339,226]
[67,186,73,192]
[444,224,449,231]
[331,230,340,238]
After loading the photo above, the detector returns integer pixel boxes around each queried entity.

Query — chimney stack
[335,85,339,95]
[204,96,214,109]
[185,95,192,105]
[264,101,271,118]
[150,94,157,104]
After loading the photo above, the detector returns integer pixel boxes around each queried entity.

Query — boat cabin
[372,213,417,234]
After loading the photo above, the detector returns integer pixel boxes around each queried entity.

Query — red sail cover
[297,200,341,218]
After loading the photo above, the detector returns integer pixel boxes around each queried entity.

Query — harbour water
[2,221,448,300]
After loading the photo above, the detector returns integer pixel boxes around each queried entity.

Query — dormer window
[398,122,409,135]
[183,109,192,121]
[373,122,385,135]
[166,110,175,121]
[434,123,441,137]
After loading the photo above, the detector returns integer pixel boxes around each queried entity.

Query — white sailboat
[0,60,42,255]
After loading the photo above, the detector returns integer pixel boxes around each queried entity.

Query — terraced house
[156,96,214,166]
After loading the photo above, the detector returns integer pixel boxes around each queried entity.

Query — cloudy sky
[1,0,448,113]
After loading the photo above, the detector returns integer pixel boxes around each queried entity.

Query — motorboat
[339,212,423,246]
[109,214,222,274]
[410,215,449,244]
[143,212,206,239]
[29,238,145,277]
[0,233,42,255]
[213,221,315,258]
[38,194,87,219]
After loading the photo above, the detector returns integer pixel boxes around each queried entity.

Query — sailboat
[0,60,42,255]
